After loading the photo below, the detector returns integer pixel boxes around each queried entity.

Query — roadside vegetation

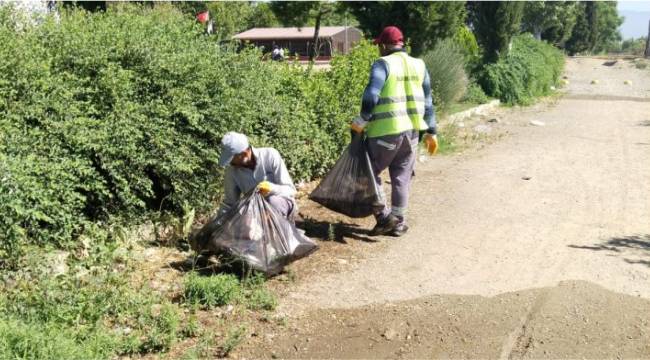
[0,1,627,357]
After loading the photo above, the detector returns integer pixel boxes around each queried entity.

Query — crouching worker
[217,131,296,219]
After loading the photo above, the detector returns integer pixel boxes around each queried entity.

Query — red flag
[196,11,209,24]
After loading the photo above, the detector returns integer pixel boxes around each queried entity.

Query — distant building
[233,26,363,60]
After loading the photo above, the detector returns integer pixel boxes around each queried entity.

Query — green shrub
[0,248,183,358]
[620,37,647,56]
[184,272,242,308]
[462,82,490,104]
[422,38,469,112]
[480,34,564,105]
[454,25,481,74]
[0,4,378,258]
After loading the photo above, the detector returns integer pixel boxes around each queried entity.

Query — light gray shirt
[218,147,296,216]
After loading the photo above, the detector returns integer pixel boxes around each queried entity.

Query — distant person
[272,45,284,61]
[350,26,437,237]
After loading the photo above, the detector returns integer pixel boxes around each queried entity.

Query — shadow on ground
[569,235,650,267]
[296,215,378,244]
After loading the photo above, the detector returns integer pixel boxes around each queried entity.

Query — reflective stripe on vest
[367,52,429,138]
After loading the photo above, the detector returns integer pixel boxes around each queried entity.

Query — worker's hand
[350,116,368,134]
[257,181,273,196]
[423,133,439,155]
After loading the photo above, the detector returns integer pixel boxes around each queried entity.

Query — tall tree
[270,1,342,61]
[344,1,466,57]
[172,1,279,40]
[468,1,525,64]
[522,1,578,46]
[565,1,622,55]
[591,1,623,53]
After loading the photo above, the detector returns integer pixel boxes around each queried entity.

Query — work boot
[370,214,399,236]
[390,223,409,237]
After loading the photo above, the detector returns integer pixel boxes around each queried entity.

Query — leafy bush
[422,39,468,112]
[0,5,378,258]
[619,37,647,56]
[184,272,242,308]
[462,82,490,104]
[454,25,481,74]
[421,38,469,112]
[480,34,564,105]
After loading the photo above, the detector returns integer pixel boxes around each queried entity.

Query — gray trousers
[267,194,295,220]
[367,130,419,222]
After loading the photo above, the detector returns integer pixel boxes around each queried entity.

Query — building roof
[233,26,358,40]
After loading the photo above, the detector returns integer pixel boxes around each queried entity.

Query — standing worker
[351,26,438,237]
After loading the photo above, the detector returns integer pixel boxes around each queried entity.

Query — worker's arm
[263,149,296,198]
[217,168,241,217]
[422,69,436,134]
[359,60,389,121]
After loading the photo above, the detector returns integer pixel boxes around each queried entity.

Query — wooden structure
[233,26,363,60]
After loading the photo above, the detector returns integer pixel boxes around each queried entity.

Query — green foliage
[219,326,246,357]
[242,274,278,311]
[184,272,242,308]
[0,5,377,257]
[422,38,469,112]
[480,34,564,105]
[345,2,466,57]
[173,1,279,40]
[592,1,624,53]
[469,1,526,64]
[0,245,184,358]
[462,83,490,105]
[522,1,579,47]
[0,318,117,360]
[454,25,481,74]
[565,1,623,55]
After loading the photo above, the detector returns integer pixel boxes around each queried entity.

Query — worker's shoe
[370,214,399,236]
[390,223,409,237]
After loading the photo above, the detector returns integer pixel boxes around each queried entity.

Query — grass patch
[0,243,186,359]
[218,326,247,357]
[183,271,278,311]
[634,60,648,69]
[184,272,242,308]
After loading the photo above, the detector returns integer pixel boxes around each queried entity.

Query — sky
[618,1,650,39]
[618,1,650,12]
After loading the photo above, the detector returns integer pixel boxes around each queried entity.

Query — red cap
[196,11,209,24]
[374,26,404,46]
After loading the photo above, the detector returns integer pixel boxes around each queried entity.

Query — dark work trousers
[266,194,295,220]
[366,130,419,224]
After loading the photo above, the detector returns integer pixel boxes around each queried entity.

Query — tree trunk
[645,19,650,58]
[310,11,322,62]
[534,26,542,41]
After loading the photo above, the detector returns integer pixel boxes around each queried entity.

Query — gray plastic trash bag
[191,191,318,275]
[309,134,384,218]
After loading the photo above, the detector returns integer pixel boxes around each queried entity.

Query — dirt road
[239,57,650,359]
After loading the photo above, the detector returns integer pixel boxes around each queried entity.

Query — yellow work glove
[423,133,439,155]
[257,181,273,196]
[350,116,368,134]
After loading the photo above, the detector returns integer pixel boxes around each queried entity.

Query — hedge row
[481,34,565,105]
[0,4,377,259]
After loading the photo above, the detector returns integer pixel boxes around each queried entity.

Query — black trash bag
[309,134,384,218]
[191,191,318,276]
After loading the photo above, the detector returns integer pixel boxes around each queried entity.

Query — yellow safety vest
[366,52,428,138]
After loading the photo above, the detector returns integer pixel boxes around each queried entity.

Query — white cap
[218,132,249,166]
